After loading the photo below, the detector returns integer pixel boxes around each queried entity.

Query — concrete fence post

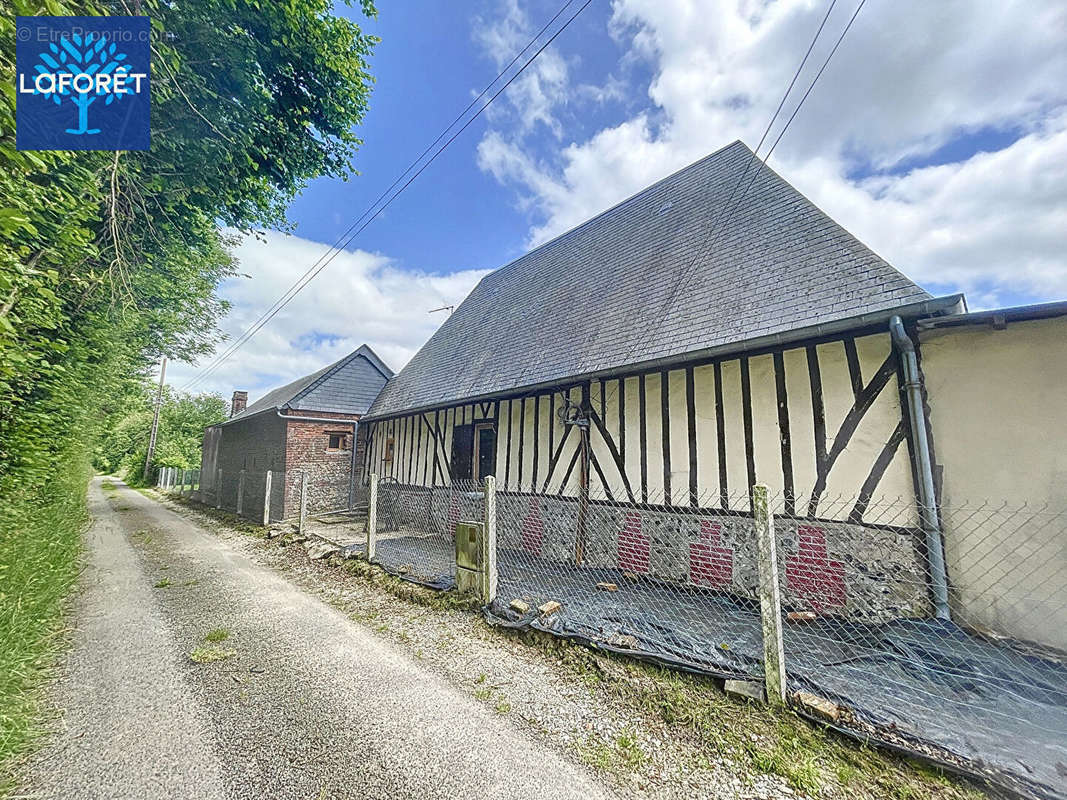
[366,473,378,560]
[753,484,786,705]
[298,471,309,537]
[237,470,246,516]
[481,475,498,605]
[263,470,273,527]
[179,470,187,497]
[215,468,222,509]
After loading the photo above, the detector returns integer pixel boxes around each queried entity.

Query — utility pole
[144,357,167,479]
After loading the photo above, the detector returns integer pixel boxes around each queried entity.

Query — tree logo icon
[33,33,134,135]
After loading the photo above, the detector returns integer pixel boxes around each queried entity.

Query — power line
[550,0,862,410]
[181,0,591,392]
[183,0,579,392]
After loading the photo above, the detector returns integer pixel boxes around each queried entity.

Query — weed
[153,578,171,589]
[615,729,647,769]
[189,646,235,664]
[475,673,487,685]
[474,687,493,701]
[494,700,511,714]
[204,628,230,643]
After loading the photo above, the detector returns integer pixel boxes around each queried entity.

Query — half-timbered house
[359,141,970,622]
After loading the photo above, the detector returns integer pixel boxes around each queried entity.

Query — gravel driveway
[16,477,612,800]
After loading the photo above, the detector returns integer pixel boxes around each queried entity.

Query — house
[914,301,1067,649]
[355,140,1066,649]
[199,344,393,521]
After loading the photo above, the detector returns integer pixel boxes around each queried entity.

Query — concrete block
[794,691,841,722]
[538,601,562,617]
[509,599,531,615]
[724,679,765,702]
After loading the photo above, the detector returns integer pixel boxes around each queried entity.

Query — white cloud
[473,0,571,136]
[476,0,1067,301]
[168,231,489,401]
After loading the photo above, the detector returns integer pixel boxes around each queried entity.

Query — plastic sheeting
[353,534,1066,799]
[488,547,1067,800]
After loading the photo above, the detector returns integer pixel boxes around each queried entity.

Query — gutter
[917,298,1067,331]
[889,316,951,621]
[275,409,360,426]
[362,294,966,423]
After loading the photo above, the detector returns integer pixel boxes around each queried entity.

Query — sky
[166,0,1067,403]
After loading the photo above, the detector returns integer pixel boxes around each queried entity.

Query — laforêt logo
[16,16,151,151]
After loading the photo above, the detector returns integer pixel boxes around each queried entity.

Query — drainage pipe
[889,315,951,620]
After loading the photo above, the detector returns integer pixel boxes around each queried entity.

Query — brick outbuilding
[199,344,392,521]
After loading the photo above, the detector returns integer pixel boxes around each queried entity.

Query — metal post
[366,473,378,560]
[298,471,309,537]
[144,356,166,480]
[236,470,245,516]
[263,470,272,527]
[215,468,222,509]
[481,475,498,604]
[753,484,786,705]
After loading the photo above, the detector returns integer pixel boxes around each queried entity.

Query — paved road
[18,478,612,800]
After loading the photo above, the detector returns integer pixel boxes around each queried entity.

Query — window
[326,432,349,451]
[451,422,496,481]
[383,436,394,463]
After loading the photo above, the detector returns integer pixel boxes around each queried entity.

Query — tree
[0,0,379,506]
[95,381,227,481]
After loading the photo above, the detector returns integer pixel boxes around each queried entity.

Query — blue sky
[169,0,1067,400]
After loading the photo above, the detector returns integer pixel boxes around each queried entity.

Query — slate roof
[226,344,393,424]
[366,141,931,419]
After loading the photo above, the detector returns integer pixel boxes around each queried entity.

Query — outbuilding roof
[367,141,930,419]
[226,344,393,424]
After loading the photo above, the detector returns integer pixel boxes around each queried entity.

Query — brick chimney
[230,390,248,418]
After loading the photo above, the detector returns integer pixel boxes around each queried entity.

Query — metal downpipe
[889,315,951,620]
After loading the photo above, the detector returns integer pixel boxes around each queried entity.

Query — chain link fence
[157,466,364,527]
[767,493,1067,799]
[370,478,482,589]
[352,473,1065,798]
[164,462,1065,797]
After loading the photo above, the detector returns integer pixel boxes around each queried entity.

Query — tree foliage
[1,0,377,773]
[94,381,227,481]
[0,0,377,508]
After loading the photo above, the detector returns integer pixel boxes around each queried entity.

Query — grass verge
[0,460,88,796]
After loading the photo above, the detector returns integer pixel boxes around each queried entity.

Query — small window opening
[327,432,349,451]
